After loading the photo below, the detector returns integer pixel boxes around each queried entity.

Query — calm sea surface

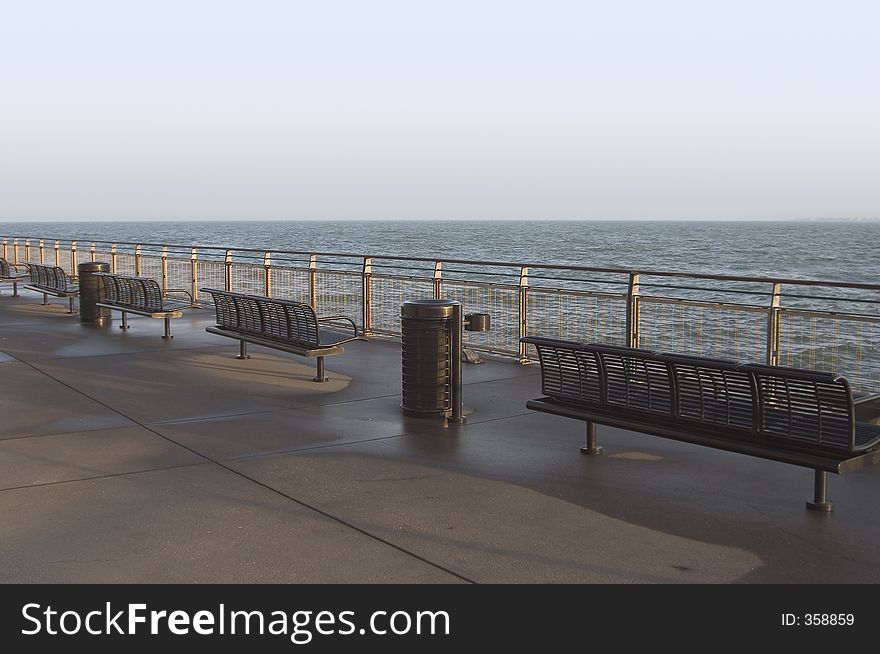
[2,221,878,284]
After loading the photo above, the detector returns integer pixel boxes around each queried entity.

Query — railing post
[70,241,78,276]
[308,254,317,309]
[89,241,96,263]
[53,240,60,267]
[39,239,45,264]
[2,237,7,260]
[224,249,233,291]
[626,272,641,348]
[263,251,272,297]
[433,261,443,299]
[110,244,117,272]
[24,239,30,262]
[766,282,782,366]
[12,238,19,264]
[518,266,530,363]
[134,244,142,276]
[161,246,169,292]
[191,248,199,305]
[362,256,372,335]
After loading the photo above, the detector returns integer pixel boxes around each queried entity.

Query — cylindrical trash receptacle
[78,261,111,325]
[401,299,458,418]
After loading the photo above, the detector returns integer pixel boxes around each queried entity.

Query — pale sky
[1,0,878,221]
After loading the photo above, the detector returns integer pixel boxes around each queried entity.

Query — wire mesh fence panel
[637,299,769,363]
[114,253,137,275]
[270,266,310,303]
[166,256,192,293]
[370,274,434,335]
[230,261,266,296]
[525,288,628,354]
[196,259,226,304]
[92,247,114,267]
[779,310,880,396]
[315,269,363,327]
[15,242,26,263]
[441,281,520,354]
[56,248,72,275]
[138,254,163,285]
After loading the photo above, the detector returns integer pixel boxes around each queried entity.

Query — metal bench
[522,336,880,512]
[94,273,191,339]
[0,257,28,297]
[201,288,366,382]
[24,263,79,313]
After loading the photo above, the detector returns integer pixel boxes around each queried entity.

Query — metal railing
[4,235,879,395]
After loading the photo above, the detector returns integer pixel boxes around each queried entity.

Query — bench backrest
[97,274,165,313]
[523,336,857,452]
[667,354,755,433]
[27,264,70,292]
[0,257,10,277]
[203,289,320,348]
[742,363,854,451]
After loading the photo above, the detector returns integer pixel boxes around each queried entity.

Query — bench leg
[806,470,833,513]
[313,356,328,382]
[580,421,603,456]
[68,297,75,313]
[42,292,48,306]
[12,281,18,297]
[236,341,250,359]
[162,317,173,340]
[119,311,129,330]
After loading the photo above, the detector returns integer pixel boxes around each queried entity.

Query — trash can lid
[401,299,460,319]
[77,261,111,271]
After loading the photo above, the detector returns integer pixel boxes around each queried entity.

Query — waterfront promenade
[2,290,879,583]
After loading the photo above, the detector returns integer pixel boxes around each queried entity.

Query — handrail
[5,234,880,290]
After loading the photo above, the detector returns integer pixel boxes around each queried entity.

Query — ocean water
[3,220,878,284]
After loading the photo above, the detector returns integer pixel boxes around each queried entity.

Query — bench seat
[526,396,880,474]
[205,326,345,358]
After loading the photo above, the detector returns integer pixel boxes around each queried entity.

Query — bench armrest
[317,315,360,338]
[855,393,880,427]
[163,287,196,306]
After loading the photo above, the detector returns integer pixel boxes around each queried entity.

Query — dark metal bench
[522,336,880,512]
[24,263,79,313]
[94,273,191,339]
[201,288,367,382]
[0,258,28,297]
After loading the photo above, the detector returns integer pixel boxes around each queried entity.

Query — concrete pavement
[2,289,879,583]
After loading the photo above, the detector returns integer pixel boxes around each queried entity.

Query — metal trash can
[401,299,492,423]
[401,299,457,418]
[78,261,110,325]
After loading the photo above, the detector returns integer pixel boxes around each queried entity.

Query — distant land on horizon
[2,217,878,224]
